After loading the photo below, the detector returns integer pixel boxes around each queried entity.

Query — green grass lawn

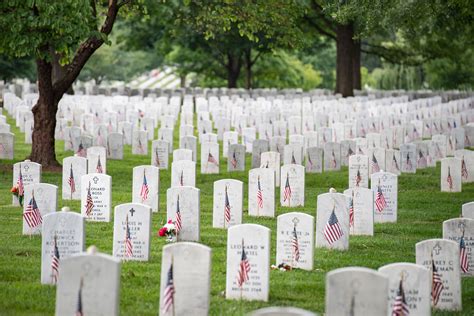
[0,112,473,315]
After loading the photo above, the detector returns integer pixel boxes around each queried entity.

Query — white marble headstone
[442,218,473,277]
[152,140,170,170]
[80,173,112,222]
[226,224,270,301]
[171,160,196,187]
[113,203,152,261]
[348,155,369,188]
[415,239,462,311]
[62,156,88,200]
[159,242,211,316]
[371,171,398,223]
[378,262,431,316]
[276,212,314,270]
[55,249,121,316]
[132,165,159,212]
[248,168,275,217]
[440,158,462,192]
[280,164,305,207]
[213,179,243,229]
[23,183,58,235]
[343,187,374,236]
[41,209,85,284]
[325,267,388,315]
[166,186,200,242]
[12,160,42,206]
[315,191,349,250]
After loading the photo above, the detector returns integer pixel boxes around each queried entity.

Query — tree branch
[53,0,122,98]
[310,0,336,33]
[250,51,263,66]
[304,16,337,41]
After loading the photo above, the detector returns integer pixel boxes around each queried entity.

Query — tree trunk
[335,23,354,97]
[180,74,186,88]
[29,58,60,168]
[227,53,242,88]
[244,49,252,90]
[51,49,74,95]
[352,39,361,90]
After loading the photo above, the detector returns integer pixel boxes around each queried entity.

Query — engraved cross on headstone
[93,176,99,184]
[129,208,135,217]
[433,243,442,255]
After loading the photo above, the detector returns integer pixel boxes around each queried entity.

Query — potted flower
[158,220,177,242]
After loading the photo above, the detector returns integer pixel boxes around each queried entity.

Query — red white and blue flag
[324,208,343,245]
[68,164,76,194]
[162,263,175,314]
[51,235,60,284]
[257,176,264,209]
[392,279,410,316]
[85,182,94,216]
[375,184,387,212]
[23,194,42,229]
[237,239,251,287]
[292,226,300,262]
[431,260,444,306]
[140,170,149,202]
[460,233,469,273]
[224,187,231,225]
[283,173,292,202]
[175,196,182,233]
[124,215,133,258]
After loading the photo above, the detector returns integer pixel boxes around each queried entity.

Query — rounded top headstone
[87,245,98,254]
[25,159,31,162]
[329,188,336,193]
[61,206,70,212]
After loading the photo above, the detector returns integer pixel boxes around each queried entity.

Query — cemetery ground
[1,113,473,315]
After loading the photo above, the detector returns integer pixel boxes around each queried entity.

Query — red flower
[158,227,167,237]
[167,219,173,224]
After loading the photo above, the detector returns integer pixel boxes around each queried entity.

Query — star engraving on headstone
[59,217,67,228]
[350,279,361,294]
[433,243,442,255]
[93,176,99,184]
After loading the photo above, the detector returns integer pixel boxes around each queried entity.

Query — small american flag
[446,167,453,190]
[291,225,300,262]
[291,152,296,164]
[75,279,84,316]
[124,215,133,258]
[324,207,343,245]
[461,157,469,180]
[138,138,144,154]
[85,182,94,216]
[257,176,264,209]
[175,196,182,233]
[96,129,103,146]
[413,126,419,139]
[418,151,427,167]
[349,192,354,228]
[331,150,337,168]
[162,263,175,314]
[355,169,362,187]
[140,170,149,202]
[307,154,313,167]
[431,260,444,306]
[17,168,24,205]
[392,153,400,171]
[283,173,292,202]
[23,194,43,229]
[406,153,412,171]
[347,147,354,157]
[224,186,231,225]
[96,156,103,173]
[237,239,251,287]
[155,149,161,167]
[375,184,387,212]
[460,233,469,273]
[51,235,60,284]
[207,151,218,165]
[230,151,238,168]
[67,164,76,194]
[371,153,380,173]
[448,137,454,151]
[77,142,86,157]
[179,171,184,186]
[108,119,113,133]
[392,279,409,316]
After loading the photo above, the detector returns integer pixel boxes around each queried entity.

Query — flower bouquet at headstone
[11,184,24,206]
[158,220,177,242]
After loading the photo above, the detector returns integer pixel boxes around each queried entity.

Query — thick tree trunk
[352,39,361,90]
[30,58,60,168]
[180,74,186,88]
[51,49,74,95]
[335,23,355,97]
[227,53,242,88]
[244,49,252,90]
